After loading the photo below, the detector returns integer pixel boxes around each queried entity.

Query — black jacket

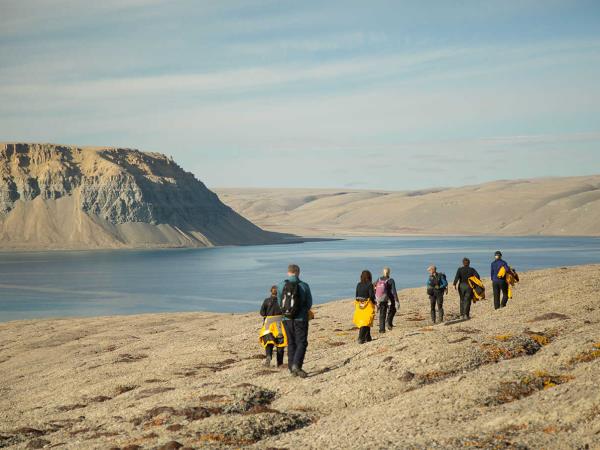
[260,296,282,317]
[356,282,376,302]
[453,266,481,286]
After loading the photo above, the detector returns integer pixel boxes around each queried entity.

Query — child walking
[259,286,286,367]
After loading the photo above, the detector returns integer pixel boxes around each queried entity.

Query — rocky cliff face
[0,143,288,249]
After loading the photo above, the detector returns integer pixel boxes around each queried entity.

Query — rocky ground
[1,264,599,449]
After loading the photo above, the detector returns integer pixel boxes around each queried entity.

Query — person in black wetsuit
[355,270,376,344]
[452,258,480,320]
[260,286,285,367]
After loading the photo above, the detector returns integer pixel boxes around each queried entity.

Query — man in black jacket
[277,264,313,378]
[453,258,480,320]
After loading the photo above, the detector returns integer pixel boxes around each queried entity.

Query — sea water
[0,236,599,322]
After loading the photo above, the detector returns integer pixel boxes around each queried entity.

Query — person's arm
[390,279,398,301]
[304,283,313,310]
[474,269,480,279]
[277,281,284,306]
[260,299,267,317]
[453,269,460,288]
[369,284,375,302]
[491,262,494,280]
[355,283,360,298]
[426,276,432,288]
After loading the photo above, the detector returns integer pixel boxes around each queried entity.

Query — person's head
[270,285,278,297]
[360,270,372,284]
[382,267,391,277]
[427,265,436,275]
[494,251,502,260]
[462,258,470,267]
[287,264,300,277]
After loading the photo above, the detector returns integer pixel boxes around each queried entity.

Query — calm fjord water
[1,236,599,322]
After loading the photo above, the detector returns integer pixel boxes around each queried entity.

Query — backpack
[438,273,448,289]
[375,277,389,299]
[280,280,302,319]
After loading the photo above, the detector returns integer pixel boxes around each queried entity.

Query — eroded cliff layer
[0,143,286,249]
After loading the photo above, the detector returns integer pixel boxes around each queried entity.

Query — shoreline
[1,234,599,253]
[1,260,598,324]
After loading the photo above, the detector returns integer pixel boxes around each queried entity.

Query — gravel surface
[1,264,599,449]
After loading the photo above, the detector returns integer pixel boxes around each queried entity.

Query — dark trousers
[493,280,509,309]
[429,290,444,322]
[265,344,284,366]
[357,326,372,344]
[458,283,472,318]
[283,319,309,370]
[378,300,397,331]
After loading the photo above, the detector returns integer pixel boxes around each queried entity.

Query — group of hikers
[258,252,519,378]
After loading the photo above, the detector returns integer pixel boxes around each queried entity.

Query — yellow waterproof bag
[497,265,507,279]
[259,315,287,348]
[505,269,519,299]
[353,299,375,328]
[468,276,486,303]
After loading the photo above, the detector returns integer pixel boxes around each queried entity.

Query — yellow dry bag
[353,299,375,328]
[259,315,288,349]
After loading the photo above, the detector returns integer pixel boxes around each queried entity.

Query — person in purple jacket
[491,251,510,309]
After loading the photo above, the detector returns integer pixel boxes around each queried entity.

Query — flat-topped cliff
[0,143,289,249]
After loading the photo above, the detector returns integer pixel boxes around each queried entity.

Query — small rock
[156,441,183,450]
[400,371,415,382]
[26,439,50,449]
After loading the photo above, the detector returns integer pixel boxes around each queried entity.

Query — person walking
[426,265,448,324]
[259,285,285,367]
[375,267,399,333]
[491,250,510,309]
[452,258,480,320]
[354,270,376,344]
[277,264,313,378]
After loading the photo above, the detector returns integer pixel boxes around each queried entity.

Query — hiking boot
[386,324,393,331]
[291,365,307,378]
[295,368,308,378]
[379,329,386,334]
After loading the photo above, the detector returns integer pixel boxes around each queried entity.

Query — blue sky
[1,0,599,189]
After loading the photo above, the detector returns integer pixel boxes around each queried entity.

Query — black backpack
[280,280,302,319]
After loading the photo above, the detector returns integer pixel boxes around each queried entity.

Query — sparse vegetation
[493,334,512,341]
[485,371,574,406]
[478,334,543,364]
[568,342,600,366]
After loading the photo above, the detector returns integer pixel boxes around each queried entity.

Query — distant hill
[0,143,292,250]
[216,175,600,236]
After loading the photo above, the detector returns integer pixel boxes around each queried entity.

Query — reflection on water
[1,236,598,321]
